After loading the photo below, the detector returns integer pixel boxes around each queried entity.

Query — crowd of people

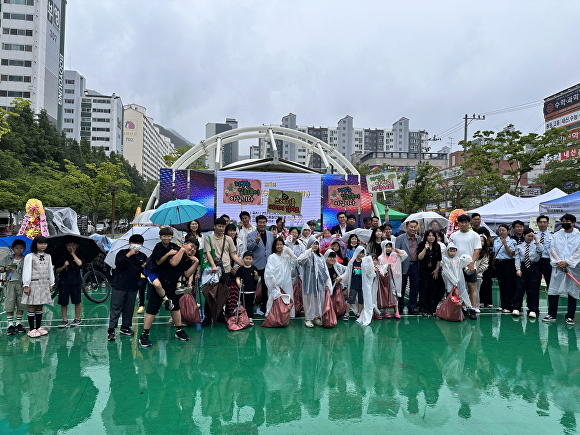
[2,209,579,348]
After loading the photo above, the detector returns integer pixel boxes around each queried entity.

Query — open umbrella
[399,211,450,235]
[202,282,230,326]
[45,234,103,263]
[130,209,157,226]
[0,235,32,256]
[150,199,207,226]
[104,226,180,268]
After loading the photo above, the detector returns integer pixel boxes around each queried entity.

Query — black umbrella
[45,234,104,263]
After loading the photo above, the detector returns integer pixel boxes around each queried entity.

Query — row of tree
[0,99,157,225]
[358,125,578,214]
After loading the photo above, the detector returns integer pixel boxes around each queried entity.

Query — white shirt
[449,230,482,260]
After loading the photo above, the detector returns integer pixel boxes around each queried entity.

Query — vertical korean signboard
[544,84,580,160]
[46,0,67,130]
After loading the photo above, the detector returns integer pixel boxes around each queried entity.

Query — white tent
[539,191,580,217]
[468,188,566,225]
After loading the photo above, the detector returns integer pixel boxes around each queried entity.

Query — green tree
[535,155,580,193]
[393,163,443,214]
[60,160,130,223]
[460,126,573,196]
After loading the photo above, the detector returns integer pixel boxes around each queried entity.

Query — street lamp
[110,185,118,239]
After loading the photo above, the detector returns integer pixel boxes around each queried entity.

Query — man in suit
[330,211,355,237]
[535,214,553,290]
[395,220,422,315]
[247,215,274,315]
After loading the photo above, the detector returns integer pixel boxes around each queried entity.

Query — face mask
[130,244,142,252]
[562,223,572,230]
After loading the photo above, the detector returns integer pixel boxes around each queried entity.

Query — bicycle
[51,261,112,304]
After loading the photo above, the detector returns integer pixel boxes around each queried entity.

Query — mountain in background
[154,124,194,149]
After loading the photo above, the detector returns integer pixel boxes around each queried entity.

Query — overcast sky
[65,0,580,153]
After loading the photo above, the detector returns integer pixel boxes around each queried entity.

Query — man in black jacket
[107,234,148,341]
[330,211,355,237]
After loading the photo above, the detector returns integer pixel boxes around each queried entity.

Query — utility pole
[463,114,486,149]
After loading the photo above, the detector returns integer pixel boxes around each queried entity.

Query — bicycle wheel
[82,270,111,304]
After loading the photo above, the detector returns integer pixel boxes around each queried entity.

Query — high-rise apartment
[62,69,85,141]
[0,0,67,127]
[123,104,174,180]
[80,90,123,155]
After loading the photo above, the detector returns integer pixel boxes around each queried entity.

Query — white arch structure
[146,126,360,209]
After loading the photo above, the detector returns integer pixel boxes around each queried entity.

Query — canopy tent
[375,203,408,221]
[468,188,566,226]
[539,191,580,217]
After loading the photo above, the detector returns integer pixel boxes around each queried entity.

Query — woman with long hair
[366,227,383,257]
[417,229,444,316]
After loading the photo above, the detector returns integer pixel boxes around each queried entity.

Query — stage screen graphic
[216,170,322,227]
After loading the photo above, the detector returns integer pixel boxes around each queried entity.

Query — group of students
[1,236,89,338]
[3,209,579,345]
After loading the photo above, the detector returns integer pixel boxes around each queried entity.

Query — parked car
[95,223,106,234]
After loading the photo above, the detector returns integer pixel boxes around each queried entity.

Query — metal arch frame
[146,126,360,209]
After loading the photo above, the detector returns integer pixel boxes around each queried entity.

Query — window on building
[65,79,75,85]
[92,99,110,104]
[63,128,73,133]
[64,89,74,94]
[64,99,74,104]
[2,13,34,21]
[0,90,30,98]
[92,108,111,113]
[4,0,35,5]
[1,43,32,51]
[0,74,31,82]
[64,108,74,113]
[1,59,32,67]
[64,118,73,123]
[92,127,110,132]
[3,28,33,36]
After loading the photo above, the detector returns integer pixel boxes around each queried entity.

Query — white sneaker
[502,309,511,313]
[304,320,314,328]
[255,308,265,316]
[474,308,481,313]
[512,310,520,317]
[528,311,537,318]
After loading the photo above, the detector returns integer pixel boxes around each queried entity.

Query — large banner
[267,189,303,216]
[223,178,262,205]
[216,170,321,227]
[327,185,361,209]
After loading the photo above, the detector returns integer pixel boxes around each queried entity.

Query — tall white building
[123,104,174,180]
[62,69,85,141]
[0,0,67,127]
[80,90,123,155]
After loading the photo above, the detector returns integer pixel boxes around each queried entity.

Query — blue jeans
[400,262,419,312]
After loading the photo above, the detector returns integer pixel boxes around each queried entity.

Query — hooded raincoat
[297,239,331,321]
[264,246,298,316]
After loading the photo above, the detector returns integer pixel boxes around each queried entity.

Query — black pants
[495,259,516,310]
[548,294,578,319]
[137,277,147,307]
[539,258,552,289]
[479,264,495,306]
[400,262,419,312]
[257,268,269,313]
[109,287,138,330]
[419,271,444,315]
[514,262,541,313]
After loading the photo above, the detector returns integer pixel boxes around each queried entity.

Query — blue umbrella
[0,235,32,256]
[150,199,208,226]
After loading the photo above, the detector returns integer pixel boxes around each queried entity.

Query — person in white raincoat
[378,240,408,319]
[297,239,331,327]
[441,243,473,312]
[285,227,306,284]
[544,214,580,325]
[264,238,298,317]
[340,246,376,325]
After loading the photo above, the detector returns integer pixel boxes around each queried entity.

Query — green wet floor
[1,295,579,435]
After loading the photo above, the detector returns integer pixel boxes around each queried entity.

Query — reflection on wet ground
[1,300,579,434]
